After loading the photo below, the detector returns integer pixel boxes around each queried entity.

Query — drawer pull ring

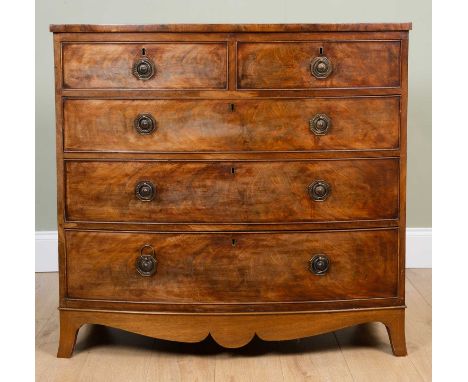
[311,56,332,79]
[134,113,156,135]
[133,58,155,80]
[135,181,155,201]
[310,113,331,135]
[136,244,157,276]
[308,180,331,201]
[309,254,330,275]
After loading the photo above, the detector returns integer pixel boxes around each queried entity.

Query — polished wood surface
[62,43,228,89]
[50,23,412,33]
[63,97,400,153]
[37,270,430,381]
[237,41,401,89]
[61,292,402,314]
[65,229,398,302]
[56,308,406,358]
[52,23,409,357]
[64,159,399,223]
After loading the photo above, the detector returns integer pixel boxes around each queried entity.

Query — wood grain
[403,272,432,380]
[37,271,430,381]
[50,23,412,33]
[64,159,399,223]
[65,229,399,303]
[407,269,432,306]
[51,24,410,358]
[63,97,400,153]
[35,272,59,338]
[56,307,406,358]
[62,43,227,89]
[237,41,401,89]
[334,277,430,381]
[60,87,406,99]
[61,295,403,314]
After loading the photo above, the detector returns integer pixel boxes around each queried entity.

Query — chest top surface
[50,23,412,33]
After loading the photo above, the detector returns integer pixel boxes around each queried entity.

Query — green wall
[36,0,432,230]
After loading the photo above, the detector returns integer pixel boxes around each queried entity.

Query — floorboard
[407,269,432,306]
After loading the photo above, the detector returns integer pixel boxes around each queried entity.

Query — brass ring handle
[311,56,332,79]
[133,58,155,80]
[134,113,156,135]
[135,181,155,201]
[310,114,331,135]
[308,180,331,201]
[136,244,157,276]
[309,254,330,275]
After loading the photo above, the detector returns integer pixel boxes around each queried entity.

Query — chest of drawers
[50,23,411,357]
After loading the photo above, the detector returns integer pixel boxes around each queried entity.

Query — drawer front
[62,43,227,89]
[65,159,399,223]
[66,229,399,303]
[63,97,400,152]
[237,41,401,89]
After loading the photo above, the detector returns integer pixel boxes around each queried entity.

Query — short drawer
[63,97,400,152]
[62,43,227,89]
[64,159,399,223]
[237,41,401,89]
[65,229,399,303]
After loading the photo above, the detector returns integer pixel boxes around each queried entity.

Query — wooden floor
[36,270,431,381]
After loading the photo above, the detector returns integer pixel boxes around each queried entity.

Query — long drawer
[64,159,399,223]
[63,97,400,153]
[237,41,401,89]
[62,42,228,89]
[65,229,399,303]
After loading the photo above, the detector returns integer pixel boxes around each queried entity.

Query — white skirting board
[35,228,432,272]
[35,231,59,273]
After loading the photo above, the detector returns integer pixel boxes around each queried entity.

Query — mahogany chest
[50,23,411,357]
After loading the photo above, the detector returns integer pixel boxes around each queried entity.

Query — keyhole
[141,48,146,56]
[319,47,323,55]
[228,103,235,112]
[231,167,235,175]
[232,239,237,247]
